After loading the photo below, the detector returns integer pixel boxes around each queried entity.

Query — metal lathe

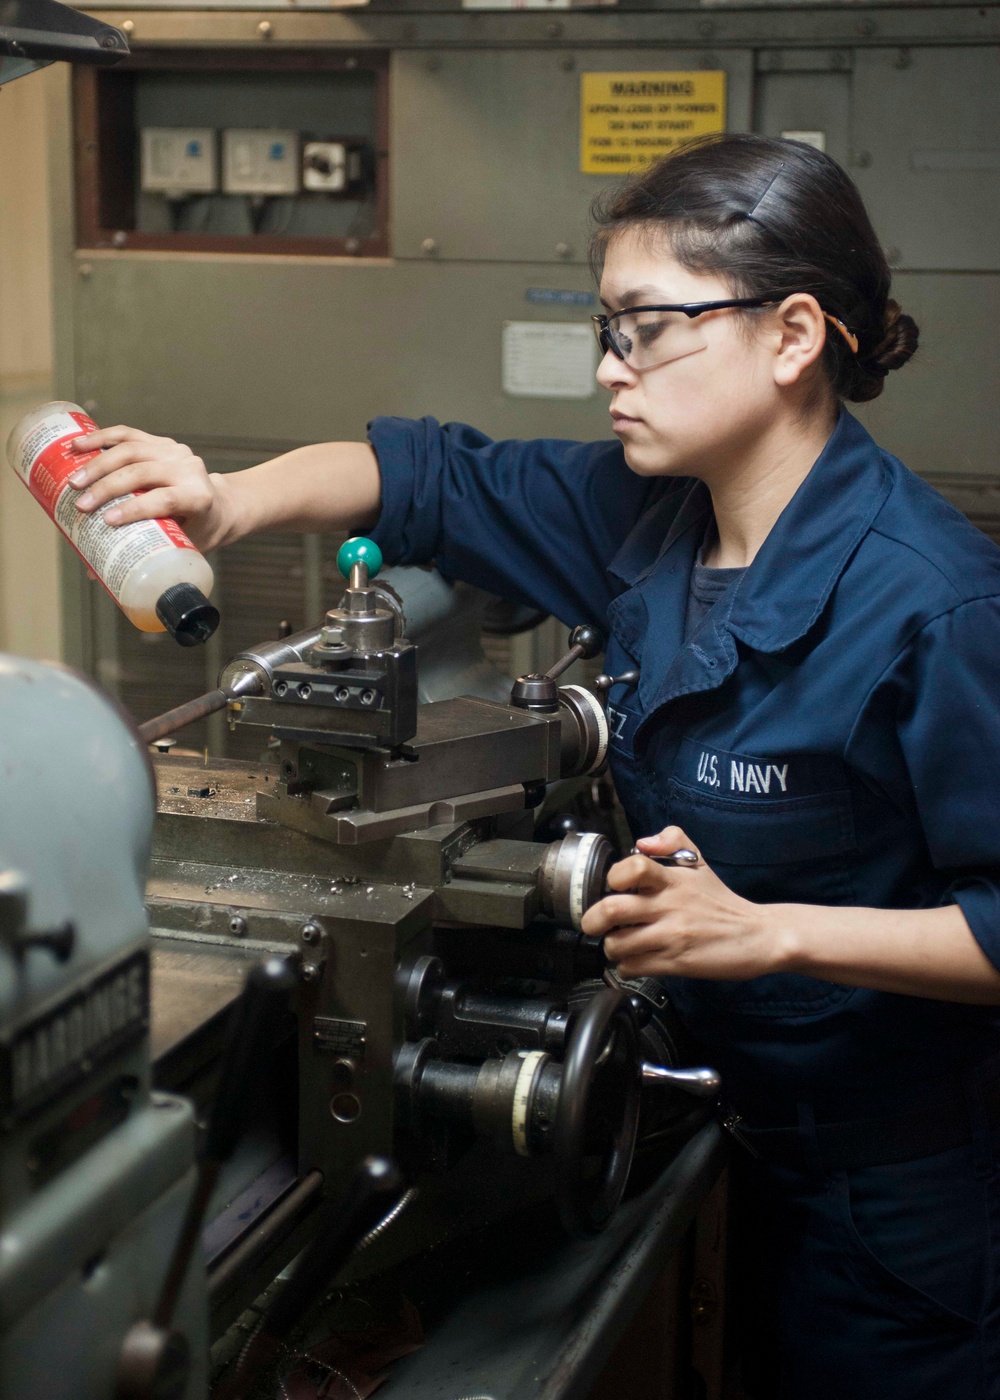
[0,540,718,1398]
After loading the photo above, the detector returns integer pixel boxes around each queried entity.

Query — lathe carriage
[145,539,716,1334]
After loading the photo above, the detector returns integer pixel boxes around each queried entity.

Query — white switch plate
[140,127,217,195]
[302,141,348,192]
[222,129,301,196]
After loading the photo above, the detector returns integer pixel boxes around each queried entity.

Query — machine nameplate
[0,949,149,1124]
[313,1016,367,1059]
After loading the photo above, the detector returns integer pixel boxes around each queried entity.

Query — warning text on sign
[580,71,727,175]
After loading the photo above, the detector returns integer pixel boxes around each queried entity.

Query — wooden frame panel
[73,48,390,257]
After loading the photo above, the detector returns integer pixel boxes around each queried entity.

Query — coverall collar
[606,410,893,715]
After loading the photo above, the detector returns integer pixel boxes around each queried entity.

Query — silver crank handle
[630,845,701,868]
[641,1063,721,1097]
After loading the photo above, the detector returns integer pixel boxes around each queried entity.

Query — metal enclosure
[47,2,1000,732]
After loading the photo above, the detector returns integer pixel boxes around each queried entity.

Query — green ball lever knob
[337,537,383,581]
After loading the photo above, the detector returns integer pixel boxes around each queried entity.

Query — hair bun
[868,299,919,375]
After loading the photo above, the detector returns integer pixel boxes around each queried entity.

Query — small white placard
[781,129,826,153]
[502,321,597,399]
[464,0,570,9]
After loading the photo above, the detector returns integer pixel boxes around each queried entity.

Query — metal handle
[641,1063,721,1098]
[630,845,701,868]
[545,624,604,681]
[202,957,297,1165]
[154,958,296,1330]
[261,1156,405,1339]
[553,985,641,1237]
[0,871,75,962]
[593,669,640,693]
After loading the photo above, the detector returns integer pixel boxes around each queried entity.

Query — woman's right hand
[69,425,235,552]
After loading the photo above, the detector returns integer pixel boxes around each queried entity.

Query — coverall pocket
[665,777,858,902]
[663,779,858,1016]
[834,1149,996,1327]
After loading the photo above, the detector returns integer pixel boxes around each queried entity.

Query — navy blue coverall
[368,407,1000,1397]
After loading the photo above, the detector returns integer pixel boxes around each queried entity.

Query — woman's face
[596,228,795,480]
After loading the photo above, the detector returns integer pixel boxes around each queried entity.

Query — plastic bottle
[6,402,219,647]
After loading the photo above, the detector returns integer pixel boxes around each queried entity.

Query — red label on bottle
[154,513,197,551]
[28,417,101,514]
[24,414,197,553]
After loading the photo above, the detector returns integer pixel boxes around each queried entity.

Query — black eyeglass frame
[591,296,780,362]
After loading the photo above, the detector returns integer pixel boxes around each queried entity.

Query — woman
[69,134,1000,1397]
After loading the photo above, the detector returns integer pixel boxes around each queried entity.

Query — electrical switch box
[140,127,217,195]
[302,141,348,192]
[222,128,301,195]
[301,141,373,195]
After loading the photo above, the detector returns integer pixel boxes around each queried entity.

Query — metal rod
[207,1170,324,1301]
[303,534,325,627]
[546,644,585,681]
[154,1160,221,1329]
[137,688,230,745]
[641,1063,721,1097]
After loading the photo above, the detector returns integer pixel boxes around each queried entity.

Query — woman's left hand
[580,825,784,980]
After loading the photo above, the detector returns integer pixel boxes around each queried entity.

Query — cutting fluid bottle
[6,402,219,646]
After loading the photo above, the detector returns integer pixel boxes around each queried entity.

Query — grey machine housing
[0,655,206,1400]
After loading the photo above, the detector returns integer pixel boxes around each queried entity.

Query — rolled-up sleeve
[367,415,656,627]
[891,597,1000,971]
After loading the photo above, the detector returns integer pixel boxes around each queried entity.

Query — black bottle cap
[155,583,220,648]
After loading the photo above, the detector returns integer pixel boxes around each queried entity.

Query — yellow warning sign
[580,71,727,175]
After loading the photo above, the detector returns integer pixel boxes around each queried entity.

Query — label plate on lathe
[0,949,149,1125]
[313,1016,367,1060]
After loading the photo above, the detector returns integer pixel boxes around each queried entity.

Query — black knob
[568,625,604,660]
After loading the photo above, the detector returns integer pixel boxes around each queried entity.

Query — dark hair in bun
[590,133,918,403]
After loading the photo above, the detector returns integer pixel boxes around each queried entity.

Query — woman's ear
[771,293,828,387]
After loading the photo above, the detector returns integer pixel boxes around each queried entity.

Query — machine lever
[219,1159,407,1396]
[545,624,605,682]
[641,1063,721,1098]
[511,625,606,713]
[0,871,75,962]
[593,669,640,693]
[15,921,75,961]
[629,845,701,868]
[118,957,298,1400]
[199,956,297,1171]
[259,1156,406,1341]
[154,956,296,1326]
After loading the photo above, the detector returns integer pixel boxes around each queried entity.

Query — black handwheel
[552,985,641,1237]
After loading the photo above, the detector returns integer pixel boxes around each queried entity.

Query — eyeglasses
[591,298,859,370]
